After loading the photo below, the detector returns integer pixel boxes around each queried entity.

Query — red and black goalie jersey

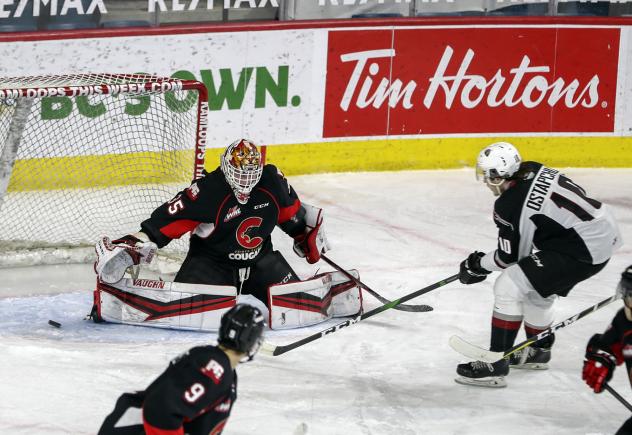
[141,164,303,266]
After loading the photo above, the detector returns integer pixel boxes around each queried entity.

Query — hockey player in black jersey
[98,303,264,435]
[582,266,632,435]
[93,139,362,330]
[455,142,622,387]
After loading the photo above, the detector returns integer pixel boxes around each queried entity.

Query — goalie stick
[321,254,433,313]
[261,273,458,356]
[449,293,620,363]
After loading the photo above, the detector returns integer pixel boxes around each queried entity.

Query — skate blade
[454,375,507,388]
[510,362,549,370]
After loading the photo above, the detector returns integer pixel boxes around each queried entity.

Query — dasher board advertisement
[324,27,619,138]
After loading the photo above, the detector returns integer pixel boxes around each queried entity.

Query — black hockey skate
[455,359,509,388]
[509,346,551,370]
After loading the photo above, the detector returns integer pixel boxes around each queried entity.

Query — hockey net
[0,73,208,268]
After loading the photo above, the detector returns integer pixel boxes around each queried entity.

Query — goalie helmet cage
[0,73,209,268]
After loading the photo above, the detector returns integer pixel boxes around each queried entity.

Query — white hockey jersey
[485,162,622,269]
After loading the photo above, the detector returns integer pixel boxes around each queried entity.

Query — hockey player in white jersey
[455,142,622,387]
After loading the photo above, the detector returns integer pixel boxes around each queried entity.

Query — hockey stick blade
[448,335,503,362]
[449,293,620,363]
[261,273,458,357]
[259,341,278,357]
[321,254,433,312]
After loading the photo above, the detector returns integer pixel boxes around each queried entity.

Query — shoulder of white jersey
[495,161,543,205]
[495,181,529,215]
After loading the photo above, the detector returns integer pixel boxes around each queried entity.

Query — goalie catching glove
[94,234,157,284]
[293,204,331,264]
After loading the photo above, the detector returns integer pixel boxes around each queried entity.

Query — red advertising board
[323,27,619,137]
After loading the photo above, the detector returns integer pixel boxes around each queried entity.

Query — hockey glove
[583,347,617,393]
[94,234,157,284]
[293,204,331,264]
[459,251,491,285]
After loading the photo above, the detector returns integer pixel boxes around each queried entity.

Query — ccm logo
[254,202,269,210]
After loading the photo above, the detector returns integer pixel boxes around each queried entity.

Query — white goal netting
[0,74,208,267]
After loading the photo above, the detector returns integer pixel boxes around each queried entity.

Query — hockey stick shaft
[262,273,459,356]
[449,294,619,363]
[605,384,632,413]
[321,254,433,312]
[500,294,619,360]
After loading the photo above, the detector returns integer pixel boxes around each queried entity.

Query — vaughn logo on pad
[323,27,619,137]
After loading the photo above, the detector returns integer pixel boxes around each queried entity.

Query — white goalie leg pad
[267,275,333,330]
[94,278,237,331]
[267,270,363,330]
[327,269,363,317]
[236,294,270,324]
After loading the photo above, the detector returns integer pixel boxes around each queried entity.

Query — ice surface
[1,168,631,435]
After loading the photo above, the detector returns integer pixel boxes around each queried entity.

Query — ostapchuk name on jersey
[526,167,559,212]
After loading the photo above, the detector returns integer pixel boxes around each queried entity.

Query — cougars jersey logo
[236,217,263,249]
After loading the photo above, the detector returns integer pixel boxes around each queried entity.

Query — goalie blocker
[92,270,362,331]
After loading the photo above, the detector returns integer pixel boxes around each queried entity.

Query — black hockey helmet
[218,304,265,360]
[619,265,632,308]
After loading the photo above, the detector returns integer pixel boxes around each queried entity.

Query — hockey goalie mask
[475,142,522,196]
[221,139,263,204]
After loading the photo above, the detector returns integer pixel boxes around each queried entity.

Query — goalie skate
[455,359,509,388]
[509,346,551,370]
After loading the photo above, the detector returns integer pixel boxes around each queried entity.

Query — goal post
[0,73,209,267]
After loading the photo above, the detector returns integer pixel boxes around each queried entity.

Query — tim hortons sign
[323,27,619,137]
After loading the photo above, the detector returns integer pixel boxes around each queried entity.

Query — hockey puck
[48,320,61,328]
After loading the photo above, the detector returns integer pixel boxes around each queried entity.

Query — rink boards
[2,18,632,188]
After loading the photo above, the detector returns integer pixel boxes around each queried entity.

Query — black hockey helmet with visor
[218,303,265,361]
[618,265,632,309]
